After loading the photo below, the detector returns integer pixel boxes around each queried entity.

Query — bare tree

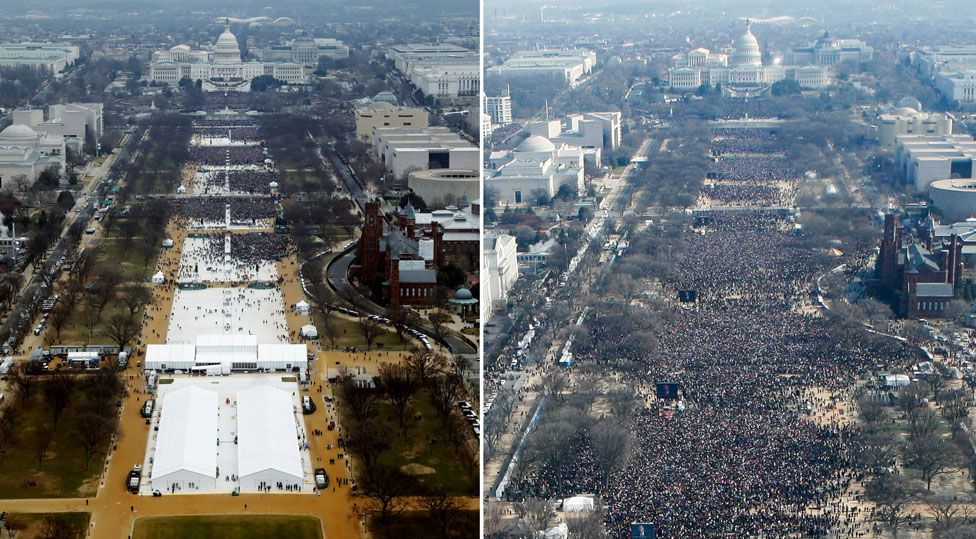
[590,420,633,488]
[357,315,382,350]
[386,304,411,342]
[378,363,417,436]
[105,312,141,351]
[542,370,569,401]
[865,474,919,536]
[517,498,556,532]
[71,406,116,471]
[47,302,72,342]
[407,349,442,386]
[120,284,152,319]
[8,362,40,405]
[339,376,378,423]
[420,486,467,539]
[926,496,967,535]
[430,374,463,420]
[39,513,86,539]
[359,463,416,533]
[904,433,959,491]
[41,372,76,428]
[320,314,340,349]
[34,424,54,466]
[941,388,972,435]
[345,419,390,476]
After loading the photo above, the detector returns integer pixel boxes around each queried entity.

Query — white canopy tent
[561,495,595,512]
[149,386,218,493]
[294,300,310,315]
[299,325,318,339]
[145,344,197,371]
[256,344,308,371]
[237,386,305,491]
[151,271,165,284]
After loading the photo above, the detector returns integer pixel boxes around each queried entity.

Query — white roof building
[0,123,66,190]
[149,26,306,92]
[150,386,218,492]
[483,233,519,319]
[237,386,305,491]
[485,135,585,206]
[371,127,479,179]
[144,336,307,373]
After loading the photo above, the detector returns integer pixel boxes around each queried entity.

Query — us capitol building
[668,22,831,98]
[149,26,305,92]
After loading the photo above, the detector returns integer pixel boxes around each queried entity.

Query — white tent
[195,334,257,371]
[256,344,308,371]
[150,386,218,493]
[144,344,197,371]
[294,300,310,315]
[161,238,175,248]
[300,325,318,339]
[237,386,305,491]
[151,271,165,284]
[561,495,595,512]
[537,523,568,539]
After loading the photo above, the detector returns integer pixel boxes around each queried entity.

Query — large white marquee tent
[236,385,305,491]
[149,386,218,492]
[144,335,307,373]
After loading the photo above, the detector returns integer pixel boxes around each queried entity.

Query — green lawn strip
[344,393,474,496]
[311,312,415,352]
[0,394,107,499]
[132,515,322,539]
[6,512,91,538]
[368,510,478,538]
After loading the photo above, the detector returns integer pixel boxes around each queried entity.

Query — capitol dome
[732,23,763,67]
[516,135,556,153]
[213,25,241,63]
[0,124,38,141]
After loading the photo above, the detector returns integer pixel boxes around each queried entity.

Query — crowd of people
[193,168,277,195]
[508,128,909,537]
[172,197,276,228]
[708,155,802,181]
[702,182,794,206]
[189,145,267,166]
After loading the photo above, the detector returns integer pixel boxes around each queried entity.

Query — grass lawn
[362,394,476,496]
[6,512,90,538]
[94,238,156,282]
[312,312,415,352]
[368,510,478,539]
[53,300,141,346]
[0,393,106,498]
[132,515,322,539]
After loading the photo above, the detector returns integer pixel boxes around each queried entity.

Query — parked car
[314,468,329,489]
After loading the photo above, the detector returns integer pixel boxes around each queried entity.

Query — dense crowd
[507,128,909,538]
[708,156,802,181]
[702,183,794,206]
[189,145,267,166]
[173,197,276,227]
[194,168,277,194]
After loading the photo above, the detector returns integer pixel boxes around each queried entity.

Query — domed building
[485,135,585,207]
[0,123,65,191]
[668,21,831,98]
[150,25,305,92]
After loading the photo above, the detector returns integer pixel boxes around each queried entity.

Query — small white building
[149,386,218,492]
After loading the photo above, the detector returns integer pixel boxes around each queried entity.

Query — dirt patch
[401,464,436,476]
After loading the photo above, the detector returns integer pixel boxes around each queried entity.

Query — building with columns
[668,23,830,97]
[149,26,305,92]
